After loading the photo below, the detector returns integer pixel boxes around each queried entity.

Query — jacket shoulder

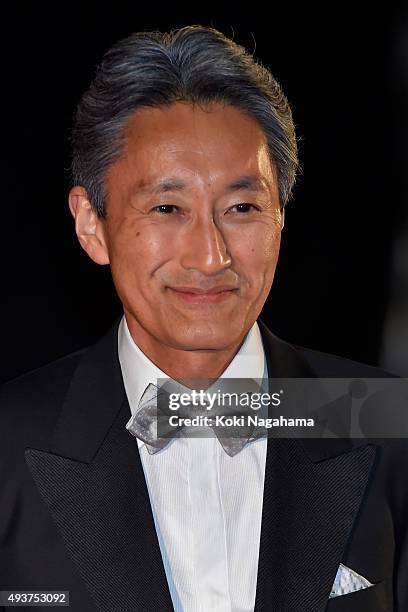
[1,347,87,401]
[0,348,87,447]
[292,343,397,378]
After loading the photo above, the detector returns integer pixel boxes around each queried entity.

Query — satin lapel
[255,319,377,612]
[24,318,174,612]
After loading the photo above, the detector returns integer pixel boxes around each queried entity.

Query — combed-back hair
[71,25,299,217]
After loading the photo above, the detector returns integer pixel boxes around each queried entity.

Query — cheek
[262,224,282,259]
[109,225,171,279]
[230,225,281,280]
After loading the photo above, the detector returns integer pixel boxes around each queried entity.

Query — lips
[169,286,238,295]
[168,285,238,304]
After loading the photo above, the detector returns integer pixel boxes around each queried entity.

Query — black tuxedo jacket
[0,317,407,611]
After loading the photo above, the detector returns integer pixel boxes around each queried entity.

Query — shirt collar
[118,313,267,447]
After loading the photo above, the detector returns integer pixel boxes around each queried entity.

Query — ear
[68,186,110,265]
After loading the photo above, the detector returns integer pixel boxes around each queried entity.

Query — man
[0,25,406,612]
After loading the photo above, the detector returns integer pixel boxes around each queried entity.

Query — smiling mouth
[167,286,239,304]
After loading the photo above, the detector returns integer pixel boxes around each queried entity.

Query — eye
[228,203,259,213]
[151,204,179,214]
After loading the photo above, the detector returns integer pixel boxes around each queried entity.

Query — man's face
[99,102,283,351]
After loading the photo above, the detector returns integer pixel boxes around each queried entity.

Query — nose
[179,216,232,275]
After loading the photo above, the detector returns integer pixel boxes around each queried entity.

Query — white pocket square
[330,563,374,598]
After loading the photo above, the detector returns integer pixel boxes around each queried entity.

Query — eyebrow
[132,175,270,196]
[225,176,269,193]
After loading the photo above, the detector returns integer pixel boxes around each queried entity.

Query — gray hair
[71,25,299,218]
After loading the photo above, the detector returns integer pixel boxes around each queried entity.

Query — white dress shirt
[118,315,268,612]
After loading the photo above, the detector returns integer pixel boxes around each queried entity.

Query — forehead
[111,102,275,189]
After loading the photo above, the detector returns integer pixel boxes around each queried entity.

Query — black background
[2,3,407,382]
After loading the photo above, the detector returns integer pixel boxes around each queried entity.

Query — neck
[124,312,245,388]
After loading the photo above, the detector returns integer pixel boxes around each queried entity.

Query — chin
[166,324,242,351]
